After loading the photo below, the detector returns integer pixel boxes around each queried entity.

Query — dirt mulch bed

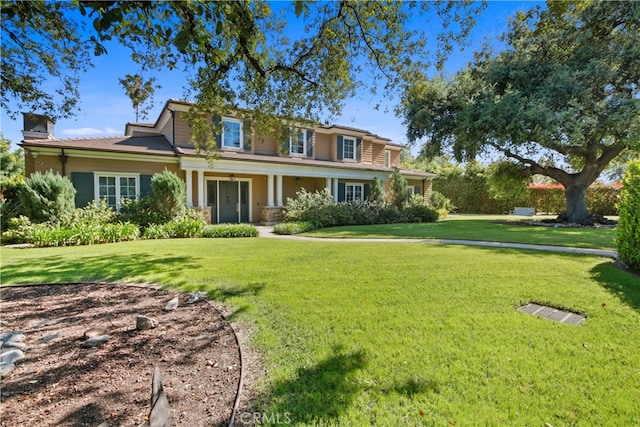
[0,283,241,427]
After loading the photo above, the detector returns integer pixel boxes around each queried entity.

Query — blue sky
[1,1,542,152]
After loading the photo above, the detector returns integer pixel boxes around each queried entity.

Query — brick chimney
[22,113,54,140]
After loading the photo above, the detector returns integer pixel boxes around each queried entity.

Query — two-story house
[20,99,435,225]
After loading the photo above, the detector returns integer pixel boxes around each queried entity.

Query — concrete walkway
[254,226,618,259]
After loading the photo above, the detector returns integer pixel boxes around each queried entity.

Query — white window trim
[343,136,356,161]
[222,117,243,150]
[94,172,140,211]
[289,128,307,157]
[384,150,391,168]
[345,182,364,202]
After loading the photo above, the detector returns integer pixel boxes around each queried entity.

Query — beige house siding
[25,154,178,178]
[372,144,385,167]
[173,112,192,147]
[254,136,279,156]
[361,140,373,164]
[313,133,332,161]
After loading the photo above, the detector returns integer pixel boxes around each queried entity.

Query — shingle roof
[21,135,179,156]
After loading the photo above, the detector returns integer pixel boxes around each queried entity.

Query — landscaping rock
[84,327,109,339]
[83,335,110,348]
[136,315,158,330]
[187,292,208,304]
[0,361,16,377]
[164,297,179,311]
[1,331,25,345]
[149,366,171,427]
[0,348,25,364]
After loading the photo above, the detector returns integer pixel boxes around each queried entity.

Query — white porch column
[276,174,283,207]
[267,174,275,207]
[326,177,332,193]
[333,178,339,203]
[185,169,193,208]
[197,170,205,207]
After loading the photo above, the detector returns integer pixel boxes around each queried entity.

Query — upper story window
[289,128,307,156]
[384,150,391,168]
[223,118,242,149]
[343,136,356,160]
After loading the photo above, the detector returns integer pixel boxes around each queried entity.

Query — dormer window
[343,136,356,160]
[222,118,242,149]
[384,150,391,168]
[289,128,307,156]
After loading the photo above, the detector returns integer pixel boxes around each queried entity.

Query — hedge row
[435,175,620,215]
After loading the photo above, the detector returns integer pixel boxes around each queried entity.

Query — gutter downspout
[58,148,68,177]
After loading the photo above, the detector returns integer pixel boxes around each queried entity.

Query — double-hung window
[384,150,391,168]
[96,173,139,211]
[343,137,356,160]
[289,128,306,156]
[345,183,364,202]
[222,118,242,149]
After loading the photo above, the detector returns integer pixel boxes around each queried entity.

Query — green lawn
[2,238,639,425]
[303,214,618,250]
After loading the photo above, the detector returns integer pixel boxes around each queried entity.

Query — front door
[219,180,239,223]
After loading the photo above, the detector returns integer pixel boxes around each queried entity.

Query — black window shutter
[140,174,153,198]
[306,130,313,157]
[356,138,362,161]
[337,135,344,160]
[338,182,346,202]
[243,120,252,151]
[71,172,94,208]
[213,116,222,148]
[364,183,371,200]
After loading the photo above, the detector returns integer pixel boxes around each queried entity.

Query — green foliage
[202,223,259,238]
[142,209,206,239]
[617,160,640,270]
[2,201,139,247]
[149,169,186,221]
[428,190,454,213]
[119,73,160,121]
[119,197,166,229]
[1,175,25,232]
[367,177,385,204]
[1,134,24,178]
[273,221,319,235]
[586,185,620,216]
[283,188,334,225]
[486,160,531,201]
[2,1,483,139]
[403,1,640,222]
[283,188,437,228]
[19,171,76,223]
[388,168,409,210]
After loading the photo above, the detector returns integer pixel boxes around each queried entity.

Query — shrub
[283,188,334,224]
[617,160,640,271]
[119,197,166,229]
[368,177,385,203]
[203,223,259,238]
[150,169,186,221]
[142,209,206,239]
[19,171,76,223]
[273,221,319,235]
[587,185,620,215]
[428,190,455,213]
[388,168,409,209]
[1,176,24,232]
[172,209,206,238]
[402,204,440,223]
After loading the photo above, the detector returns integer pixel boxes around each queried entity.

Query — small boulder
[187,291,208,304]
[0,349,25,364]
[164,297,179,311]
[136,315,158,331]
[84,327,109,339]
[83,335,110,348]
[0,362,16,377]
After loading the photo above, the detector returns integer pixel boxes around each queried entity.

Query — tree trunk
[562,184,589,223]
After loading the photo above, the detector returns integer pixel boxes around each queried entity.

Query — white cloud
[60,127,122,136]
[61,127,104,136]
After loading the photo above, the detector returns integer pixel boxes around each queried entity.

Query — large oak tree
[2,0,483,150]
[402,1,640,223]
